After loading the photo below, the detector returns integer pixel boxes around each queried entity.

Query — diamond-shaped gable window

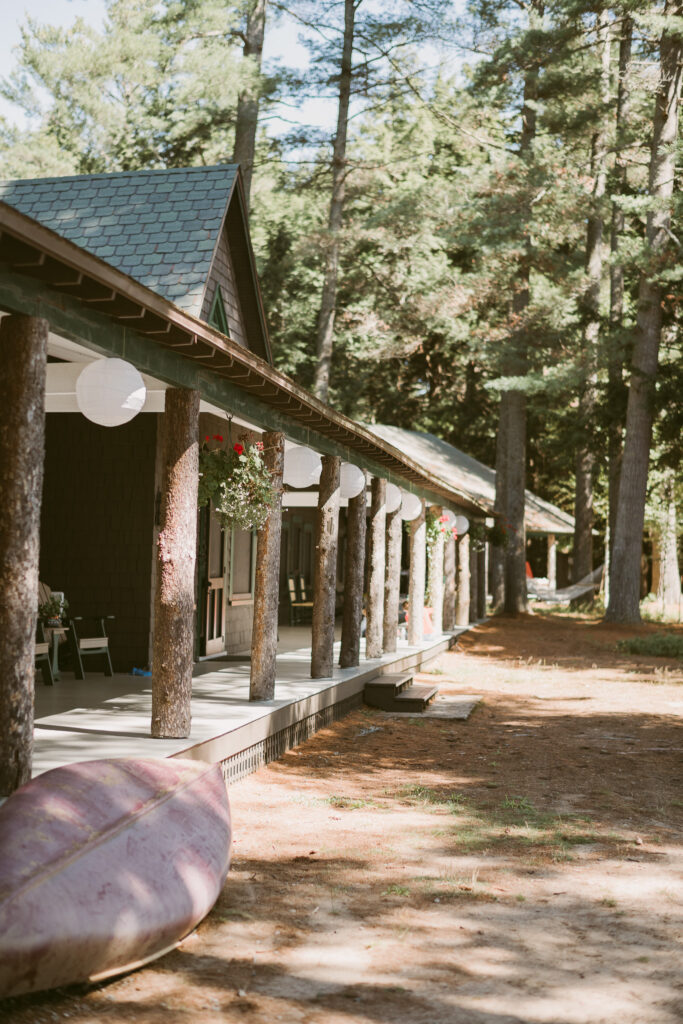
[208,286,229,336]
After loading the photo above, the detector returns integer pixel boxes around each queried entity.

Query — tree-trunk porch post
[151,388,200,739]
[547,533,557,590]
[250,431,285,700]
[408,500,426,646]
[339,475,367,668]
[477,545,487,619]
[428,507,445,636]
[443,531,456,630]
[0,315,48,796]
[455,532,470,626]
[383,505,402,654]
[469,541,479,623]
[366,477,386,659]
[311,455,341,678]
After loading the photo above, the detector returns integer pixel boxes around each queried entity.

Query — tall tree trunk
[151,388,200,739]
[491,420,506,611]
[498,19,541,615]
[311,456,341,677]
[312,0,355,402]
[656,469,681,611]
[573,11,610,583]
[249,431,284,700]
[0,316,47,796]
[606,0,683,622]
[606,13,633,599]
[232,0,267,211]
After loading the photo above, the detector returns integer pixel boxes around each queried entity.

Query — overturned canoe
[0,757,231,998]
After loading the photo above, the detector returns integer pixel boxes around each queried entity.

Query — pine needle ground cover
[2,613,681,1024]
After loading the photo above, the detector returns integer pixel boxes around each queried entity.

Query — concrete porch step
[364,674,439,713]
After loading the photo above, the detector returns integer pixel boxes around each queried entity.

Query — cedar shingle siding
[200,229,247,347]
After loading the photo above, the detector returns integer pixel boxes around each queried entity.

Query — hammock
[527,565,603,605]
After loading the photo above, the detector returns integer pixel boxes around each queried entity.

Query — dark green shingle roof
[0,165,238,316]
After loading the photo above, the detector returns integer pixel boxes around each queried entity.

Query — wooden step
[392,684,439,713]
[364,674,413,710]
[364,674,438,713]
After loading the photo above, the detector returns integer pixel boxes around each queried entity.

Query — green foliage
[616,633,683,660]
[0,0,680,555]
[198,439,275,532]
[38,595,69,622]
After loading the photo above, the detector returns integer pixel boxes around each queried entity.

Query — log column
[428,507,445,636]
[250,431,285,699]
[311,455,340,678]
[408,500,426,645]
[547,533,557,590]
[0,315,47,796]
[340,476,367,667]
[443,530,456,630]
[477,546,487,619]
[469,541,479,623]
[455,532,470,626]
[383,505,402,653]
[366,477,386,659]
[152,388,200,738]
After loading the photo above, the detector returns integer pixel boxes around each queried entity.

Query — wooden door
[205,507,226,655]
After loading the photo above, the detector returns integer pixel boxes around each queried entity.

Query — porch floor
[33,626,471,778]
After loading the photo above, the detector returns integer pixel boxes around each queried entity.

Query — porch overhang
[0,201,485,517]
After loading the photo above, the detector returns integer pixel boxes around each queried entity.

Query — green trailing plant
[487,522,509,549]
[425,511,443,552]
[198,436,275,532]
[468,521,487,552]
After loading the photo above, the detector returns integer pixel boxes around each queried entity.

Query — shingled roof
[0,165,239,318]
[369,424,575,535]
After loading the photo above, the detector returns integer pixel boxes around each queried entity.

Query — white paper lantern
[385,482,401,514]
[399,490,422,521]
[76,358,146,427]
[283,445,322,488]
[340,462,365,499]
[454,515,469,535]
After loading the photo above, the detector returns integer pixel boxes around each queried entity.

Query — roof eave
[0,201,485,516]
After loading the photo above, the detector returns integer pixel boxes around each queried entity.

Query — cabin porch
[32,626,471,782]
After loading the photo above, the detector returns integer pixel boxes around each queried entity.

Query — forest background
[0,0,680,622]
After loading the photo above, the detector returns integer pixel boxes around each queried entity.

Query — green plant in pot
[38,595,69,625]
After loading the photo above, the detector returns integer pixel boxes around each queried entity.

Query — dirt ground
[3,611,682,1024]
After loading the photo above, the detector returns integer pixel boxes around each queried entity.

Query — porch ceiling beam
[0,203,484,516]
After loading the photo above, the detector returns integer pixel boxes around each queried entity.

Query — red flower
[256,441,264,451]
[439,514,449,523]
[213,434,224,442]
[233,443,244,455]
[205,435,210,441]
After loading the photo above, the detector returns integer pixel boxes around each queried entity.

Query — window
[229,528,256,604]
[208,286,229,336]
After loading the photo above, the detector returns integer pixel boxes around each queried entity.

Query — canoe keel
[0,757,231,998]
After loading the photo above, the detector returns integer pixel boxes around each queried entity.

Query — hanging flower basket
[198,436,275,532]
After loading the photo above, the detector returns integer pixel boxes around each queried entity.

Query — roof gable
[0,165,272,362]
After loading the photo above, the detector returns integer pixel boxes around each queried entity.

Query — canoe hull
[0,757,231,998]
